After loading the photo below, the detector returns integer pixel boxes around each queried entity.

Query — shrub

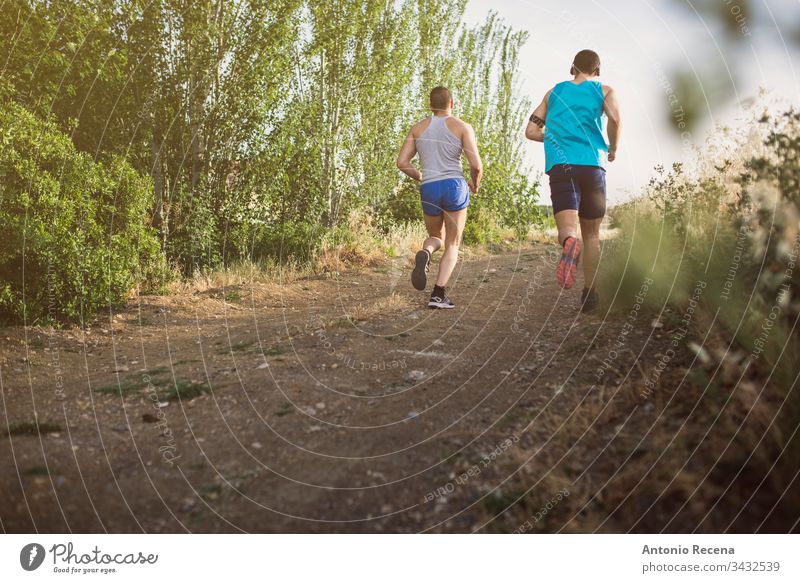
[602,109,800,380]
[247,221,326,266]
[165,182,222,274]
[600,108,800,520]
[0,102,166,323]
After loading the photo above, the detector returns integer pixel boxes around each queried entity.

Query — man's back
[412,115,465,184]
[544,79,608,172]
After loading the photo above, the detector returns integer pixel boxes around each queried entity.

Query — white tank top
[415,116,465,184]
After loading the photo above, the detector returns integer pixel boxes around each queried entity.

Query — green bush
[462,201,504,245]
[385,179,423,225]
[603,111,799,359]
[247,221,326,266]
[165,182,221,274]
[601,107,800,444]
[0,102,166,323]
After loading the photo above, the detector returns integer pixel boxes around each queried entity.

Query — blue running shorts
[419,177,470,216]
[548,164,606,219]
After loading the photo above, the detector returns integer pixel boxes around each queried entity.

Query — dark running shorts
[548,164,606,219]
[419,177,470,216]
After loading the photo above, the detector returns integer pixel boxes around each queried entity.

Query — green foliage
[602,108,800,409]
[382,179,424,226]
[249,221,326,266]
[0,101,165,323]
[0,0,544,323]
[166,182,221,275]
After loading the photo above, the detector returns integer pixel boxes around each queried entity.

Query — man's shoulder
[446,116,472,133]
[410,117,432,136]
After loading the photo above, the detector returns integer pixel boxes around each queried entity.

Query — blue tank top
[544,80,608,172]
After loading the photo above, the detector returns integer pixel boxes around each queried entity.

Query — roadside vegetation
[567,107,799,532]
[0,0,544,324]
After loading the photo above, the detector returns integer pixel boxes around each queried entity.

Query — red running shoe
[556,236,581,289]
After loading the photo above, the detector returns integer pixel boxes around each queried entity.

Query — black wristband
[529,113,544,128]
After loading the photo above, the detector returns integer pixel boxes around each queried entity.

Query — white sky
[462,0,800,204]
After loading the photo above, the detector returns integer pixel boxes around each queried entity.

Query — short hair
[571,49,601,76]
[429,86,452,112]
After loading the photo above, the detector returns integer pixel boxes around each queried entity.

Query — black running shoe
[428,288,455,309]
[580,287,599,313]
[411,250,430,291]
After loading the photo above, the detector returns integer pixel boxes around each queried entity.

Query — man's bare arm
[462,123,483,193]
[603,86,621,162]
[396,130,421,181]
[525,91,550,142]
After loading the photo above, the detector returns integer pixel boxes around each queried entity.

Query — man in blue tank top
[396,86,483,309]
[525,49,622,313]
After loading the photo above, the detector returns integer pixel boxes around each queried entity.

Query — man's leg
[423,212,444,254]
[554,209,582,289]
[412,212,444,291]
[554,209,579,246]
[435,208,467,287]
[550,166,582,289]
[576,168,606,312]
[579,217,602,289]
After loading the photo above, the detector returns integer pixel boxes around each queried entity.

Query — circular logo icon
[20,543,46,571]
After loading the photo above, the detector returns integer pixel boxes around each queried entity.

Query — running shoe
[556,236,582,290]
[411,249,431,291]
[428,290,455,309]
[580,287,599,313]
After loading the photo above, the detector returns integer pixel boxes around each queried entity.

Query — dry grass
[315,217,429,274]
[169,258,307,295]
[172,213,546,301]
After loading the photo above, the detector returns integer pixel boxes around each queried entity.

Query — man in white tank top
[396,86,483,309]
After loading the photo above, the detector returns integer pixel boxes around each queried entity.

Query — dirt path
[0,245,751,533]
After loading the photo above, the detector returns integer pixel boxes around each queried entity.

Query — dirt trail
[0,245,699,533]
